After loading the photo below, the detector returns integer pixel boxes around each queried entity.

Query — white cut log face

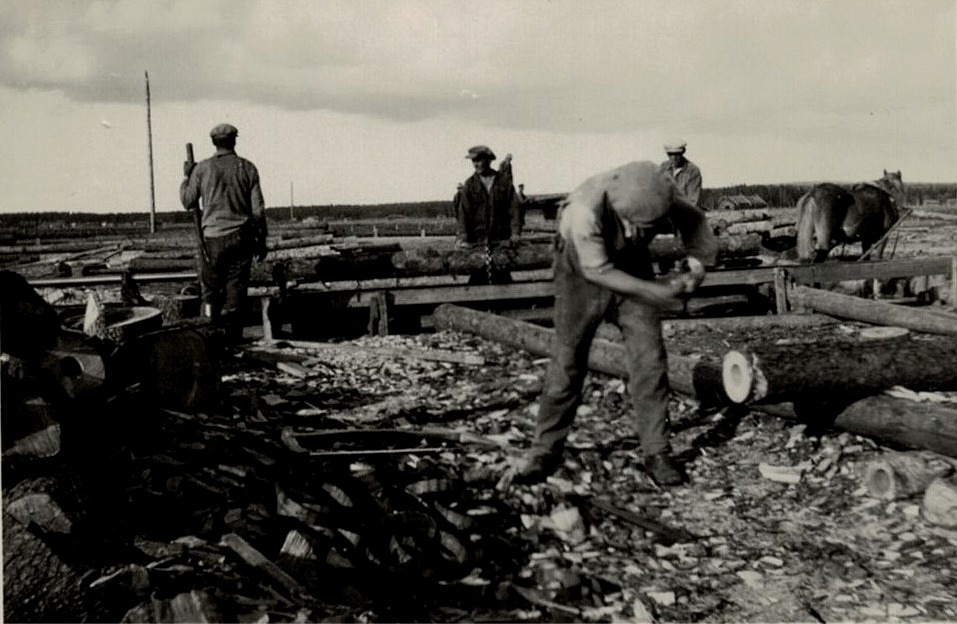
[722,350,756,404]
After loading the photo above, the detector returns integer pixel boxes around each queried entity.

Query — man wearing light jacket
[180,123,268,345]
[660,141,703,208]
[508,161,718,486]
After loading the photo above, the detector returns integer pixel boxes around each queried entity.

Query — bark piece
[721,336,956,404]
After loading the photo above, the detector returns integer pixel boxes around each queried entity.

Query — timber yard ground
[2,203,957,623]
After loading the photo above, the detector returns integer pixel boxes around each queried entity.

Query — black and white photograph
[1,1,955,622]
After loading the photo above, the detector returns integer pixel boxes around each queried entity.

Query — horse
[795,170,904,263]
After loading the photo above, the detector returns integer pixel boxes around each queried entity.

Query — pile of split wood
[5,310,957,622]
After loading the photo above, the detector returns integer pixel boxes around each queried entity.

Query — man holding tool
[456,145,522,284]
[180,123,268,346]
[502,161,718,487]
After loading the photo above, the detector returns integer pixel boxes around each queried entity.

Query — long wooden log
[791,285,957,335]
[721,336,957,404]
[780,395,957,459]
[431,304,728,403]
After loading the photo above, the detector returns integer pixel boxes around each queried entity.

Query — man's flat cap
[465,145,496,161]
[210,123,239,139]
[664,141,687,154]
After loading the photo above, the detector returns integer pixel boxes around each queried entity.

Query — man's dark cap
[466,145,496,161]
[210,123,239,139]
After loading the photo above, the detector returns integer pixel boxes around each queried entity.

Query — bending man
[511,161,717,486]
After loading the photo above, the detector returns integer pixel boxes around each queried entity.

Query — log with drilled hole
[721,336,957,405]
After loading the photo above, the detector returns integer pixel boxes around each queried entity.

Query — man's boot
[645,452,683,486]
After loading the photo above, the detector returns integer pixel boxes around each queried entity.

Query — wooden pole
[772,267,789,314]
[144,71,156,234]
[951,255,956,311]
[857,208,914,262]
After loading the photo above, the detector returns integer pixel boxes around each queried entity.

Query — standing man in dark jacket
[180,123,268,344]
[456,145,522,283]
[504,161,718,487]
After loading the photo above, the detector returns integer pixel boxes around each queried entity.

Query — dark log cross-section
[721,336,957,405]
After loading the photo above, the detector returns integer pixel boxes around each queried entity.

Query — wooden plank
[276,256,951,311]
[28,272,197,287]
[788,257,952,284]
[327,281,556,308]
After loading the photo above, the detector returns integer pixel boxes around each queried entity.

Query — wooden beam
[787,256,952,284]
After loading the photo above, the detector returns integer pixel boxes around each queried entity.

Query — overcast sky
[0,0,954,216]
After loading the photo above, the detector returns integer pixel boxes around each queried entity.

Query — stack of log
[254,233,767,286]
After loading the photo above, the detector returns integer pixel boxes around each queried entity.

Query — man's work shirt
[559,161,717,280]
[659,158,703,207]
[458,170,521,244]
[180,148,266,238]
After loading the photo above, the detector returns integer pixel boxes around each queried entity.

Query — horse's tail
[795,192,818,262]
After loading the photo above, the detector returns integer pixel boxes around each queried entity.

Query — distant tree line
[1,183,953,233]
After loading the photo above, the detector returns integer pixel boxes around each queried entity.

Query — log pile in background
[258,233,766,285]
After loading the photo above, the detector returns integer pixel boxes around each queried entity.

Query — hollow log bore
[862,452,954,500]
